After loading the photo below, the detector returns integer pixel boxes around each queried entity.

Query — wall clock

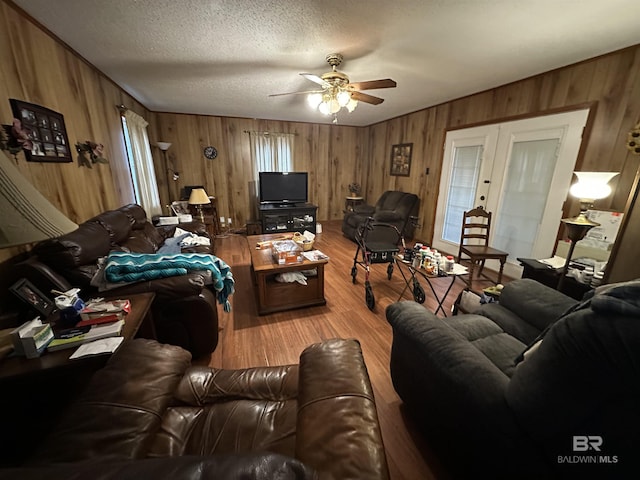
[203,146,218,159]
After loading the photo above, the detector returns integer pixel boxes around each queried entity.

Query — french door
[433,109,590,279]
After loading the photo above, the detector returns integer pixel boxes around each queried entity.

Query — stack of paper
[70,337,124,359]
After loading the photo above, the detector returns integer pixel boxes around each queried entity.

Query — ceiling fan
[269,53,396,120]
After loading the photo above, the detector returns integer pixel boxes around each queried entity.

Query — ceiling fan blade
[348,79,397,91]
[351,91,384,105]
[269,90,323,97]
[300,73,329,87]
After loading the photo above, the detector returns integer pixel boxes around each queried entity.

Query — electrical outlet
[219,216,225,225]
[227,217,232,226]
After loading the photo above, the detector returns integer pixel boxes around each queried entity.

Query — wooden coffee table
[248,234,328,315]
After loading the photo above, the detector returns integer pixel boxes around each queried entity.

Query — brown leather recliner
[5,338,389,480]
[23,204,221,357]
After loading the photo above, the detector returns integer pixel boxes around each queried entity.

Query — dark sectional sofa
[386,278,640,479]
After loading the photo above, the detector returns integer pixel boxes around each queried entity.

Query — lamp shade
[0,149,78,248]
[188,188,211,205]
[569,171,619,200]
[156,142,172,151]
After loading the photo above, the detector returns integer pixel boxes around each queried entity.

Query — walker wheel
[413,281,426,304]
[365,282,375,310]
[351,266,357,283]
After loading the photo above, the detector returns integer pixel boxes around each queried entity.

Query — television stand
[259,203,317,234]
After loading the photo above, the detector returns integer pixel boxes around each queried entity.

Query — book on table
[47,320,125,352]
[76,312,125,327]
[79,298,130,321]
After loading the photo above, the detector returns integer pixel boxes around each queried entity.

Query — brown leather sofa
[0,338,389,480]
[21,204,221,357]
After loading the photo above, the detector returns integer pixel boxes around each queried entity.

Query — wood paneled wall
[364,46,640,243]
[0,1,148,262]
[150,46,640,245]
[149,114,368,226]
[1,0,639,268]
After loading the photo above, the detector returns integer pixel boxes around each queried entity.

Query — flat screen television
[259,172,308,205]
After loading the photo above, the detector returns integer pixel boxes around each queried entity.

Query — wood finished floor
[201,220,507,480]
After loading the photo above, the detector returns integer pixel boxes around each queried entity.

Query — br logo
[573,436,603,452]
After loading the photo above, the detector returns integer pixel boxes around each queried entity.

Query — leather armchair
[10,338,389,480]
[342,190,419,241]
[26,204,221,357]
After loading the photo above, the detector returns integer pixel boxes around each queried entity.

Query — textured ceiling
[12,0,640,127]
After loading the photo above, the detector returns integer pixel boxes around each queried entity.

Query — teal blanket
[105,252,235,311]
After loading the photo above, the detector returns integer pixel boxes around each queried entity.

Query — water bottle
[445,255,455,273]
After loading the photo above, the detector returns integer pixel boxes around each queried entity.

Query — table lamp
[1,149,78,248]
[557,171,618,291]
[188,188,211,223]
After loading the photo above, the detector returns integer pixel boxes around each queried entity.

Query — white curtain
[249,131,294,172]
[122,110,162,217]
[248,131,295,201]
[442,145,483,243]
[492,138,559,258]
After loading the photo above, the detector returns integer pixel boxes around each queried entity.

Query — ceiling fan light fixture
[307,93,323,109]
[318,101,331,115]
[337,89,351,107]
[270,53,394,121]
[329,98,341,114]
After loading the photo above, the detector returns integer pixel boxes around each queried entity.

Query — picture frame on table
[10,278,55,317]
[171,201,191,216]
[390,143,413,176]
[9,99,72,163]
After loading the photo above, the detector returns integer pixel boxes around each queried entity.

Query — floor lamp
[557,172,618,291]
[156,142,179,181]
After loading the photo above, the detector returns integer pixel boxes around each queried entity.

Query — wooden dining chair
[458,206,508,285]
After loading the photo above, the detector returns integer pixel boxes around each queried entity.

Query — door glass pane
[442,145,482,242]
[492,139,559,258]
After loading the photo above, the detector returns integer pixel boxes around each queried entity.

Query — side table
[395,259,468,317]
[345,196,364,212]
[0,292,156,381]
[517,257,592,300]
[0,292,155,466]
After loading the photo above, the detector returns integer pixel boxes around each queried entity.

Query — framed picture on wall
[9,99,72,163]
[390,143,413,176]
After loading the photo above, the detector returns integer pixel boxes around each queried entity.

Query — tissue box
[11,318,54,359]
[272,240,303,265]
